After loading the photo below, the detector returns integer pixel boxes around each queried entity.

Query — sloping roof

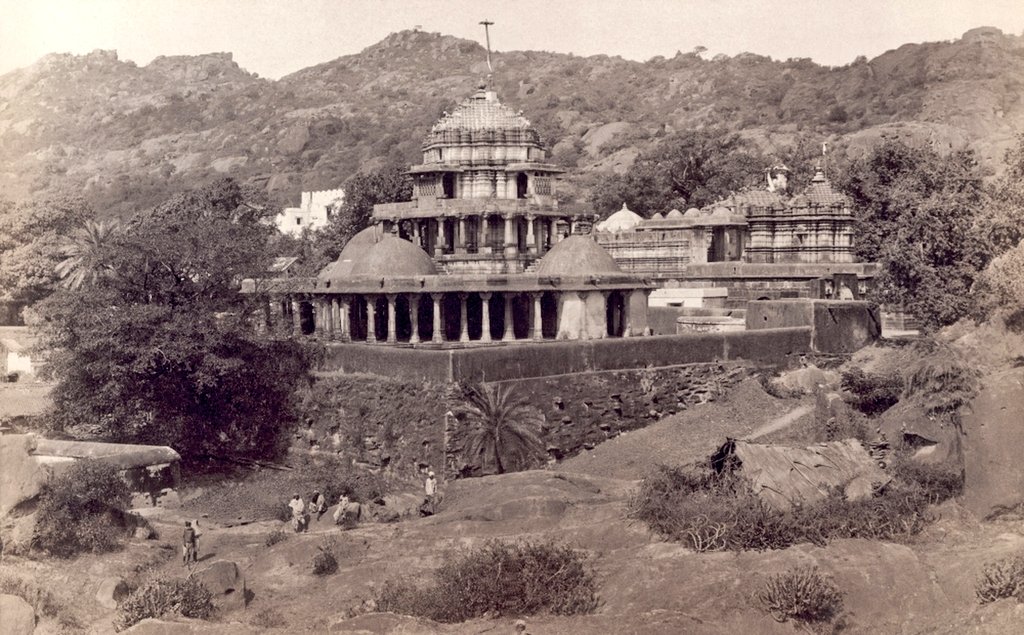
[317,226,382,280]
[804,180,849,207]
[730,189,787,208]
[596,203,644,233]
[269,256,299,273]
[535,235,622,276]
[430,89,535,133]
[712,438,889,512]
[349,235,438,277]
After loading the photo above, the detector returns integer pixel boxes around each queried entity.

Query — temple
[245,87,653,345]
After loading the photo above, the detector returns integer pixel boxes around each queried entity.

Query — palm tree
[55,219,121,289]
[459,382,545,475]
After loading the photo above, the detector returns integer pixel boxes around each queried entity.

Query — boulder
[770,365,839,396]
[0,594,36,635]
[194,560,246,611]
[963,368,1024,518]
[134,525,155,540]
[123,618,251,634]
[0,434,47,517]
[96,576,130,609]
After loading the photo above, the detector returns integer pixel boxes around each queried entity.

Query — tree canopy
[315,164,413,262]
[36,179,313,459]
[836,140,988,329]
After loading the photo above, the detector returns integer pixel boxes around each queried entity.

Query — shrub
[903,341,979,415]
[890,457,964,505]
[628,463,954,552]
[840,367,902,415]
[250,607,286,628]
[976,553,1024,604]
[757,566,844,625]
[264,528,289,547]
[376,540,598,622]
[32,460,133,558]
[312,536,338,576]
[114,577,215,631]
[0,573,64,618]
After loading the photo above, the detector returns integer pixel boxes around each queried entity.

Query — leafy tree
[589,129,767,216]
[317,164,412,261]
[458,383,545,475]
[0,194,93,308]
[36,179,313,459]
[973,240,1024,328]
[973,133,1024,258]
[836,140,987,329]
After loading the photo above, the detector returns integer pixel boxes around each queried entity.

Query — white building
[275,188,345,235]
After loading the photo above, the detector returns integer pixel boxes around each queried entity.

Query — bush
[976,553,1024,604]
[376,540,598,622]
[264,528,289,547]
[757,566,844,625]
[628,463,955,552]
[114,577,215,631]
[890,457,964,505]
[312,536,338,576]
[32,460,134,558]
[0,573,64,618]
[840,367,902,415]
[903,341,979,415]
[250,607,286,628]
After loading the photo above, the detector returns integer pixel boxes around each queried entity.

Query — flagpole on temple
[480,19,494,85]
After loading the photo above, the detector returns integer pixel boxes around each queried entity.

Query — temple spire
[479,19,494,84]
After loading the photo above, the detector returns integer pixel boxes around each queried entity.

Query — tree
[835,140,988,329]
[36,179,313,459]
[973,133,1024,258]
[589,129,767,217]
[317,164,413,261]
[54,218,122,289]
[0,194,93,308]
[458,383,545,475]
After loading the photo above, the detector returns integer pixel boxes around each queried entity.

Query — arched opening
[605,291,626,337]
[541,292,559,339]
[349,296,368,341]
[299,301,315,335]
[516,173,528,199]
[516,218,528,252]
[442,173,454,199]
[395,295,412,342]
[373,297,388,341]
[466,293,483,340]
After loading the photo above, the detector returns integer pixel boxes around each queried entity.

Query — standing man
[289,493,307,533]
[182,521,198,566]
[424,470,438,515]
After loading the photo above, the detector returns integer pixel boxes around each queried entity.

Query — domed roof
[666,208,684,219]
[596,203,643,233]
[430,89,536,134]
[684,207,702,218]
[317,226,381,279]
[650,212,665,220]
[535,236,622,276]
[350,235,438,277]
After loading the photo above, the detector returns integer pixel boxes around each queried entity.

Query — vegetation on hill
[1,28,1022,217]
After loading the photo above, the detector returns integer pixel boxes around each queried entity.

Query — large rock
[123,618,251,634]
[0,434,47,517]
[963,368,1024,518]
[96,576,130,609]
[0,594,36,635]
[770,365,839,396]
[194,560,246,611]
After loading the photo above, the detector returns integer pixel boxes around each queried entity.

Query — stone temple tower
[371,86,588,274]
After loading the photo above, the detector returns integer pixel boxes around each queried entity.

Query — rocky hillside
[1,26,1022,215]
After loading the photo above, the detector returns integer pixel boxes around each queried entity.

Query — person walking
[288,493,308,533]
[182,521,198,566]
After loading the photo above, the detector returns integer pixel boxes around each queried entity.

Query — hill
[1,26,1022,215]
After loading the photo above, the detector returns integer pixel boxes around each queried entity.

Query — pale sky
[1,0,1022,79]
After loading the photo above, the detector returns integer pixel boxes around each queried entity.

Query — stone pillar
[578,291,591,340]
[503,214,515,255]
[526,215,536,255]
[458,293,470,343]
[291,298,301,335]
[502,294,515,341]
[386,294,397,343]
[456,216,467,254]
[435,220,444,257]
[339,296,351,341]
[532,293,543,341]
[621,293,632,337]
[366,296,377,343]
[479,292,492,342]
[410,295,421,344]
[479,214,489,254]
[431,293,444,343]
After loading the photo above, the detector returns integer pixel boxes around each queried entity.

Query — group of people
[288,490,355,533]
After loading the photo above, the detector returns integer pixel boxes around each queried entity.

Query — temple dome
[318,226,381,279]
[349,235,438,277]
[596,203,643,233]
[684,207,702,218]
[650,212,665,220]
[535,236,622,276]
[666,208,684,219]
[430,89,536,134]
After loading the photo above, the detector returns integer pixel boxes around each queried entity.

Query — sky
[1,0,1022,79]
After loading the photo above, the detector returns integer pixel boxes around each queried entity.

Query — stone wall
[746,300,881,354]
